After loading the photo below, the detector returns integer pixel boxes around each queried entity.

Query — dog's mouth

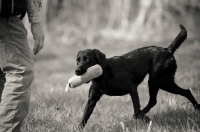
[74,67,91,83]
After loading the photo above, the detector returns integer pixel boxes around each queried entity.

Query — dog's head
[75,49,107,76]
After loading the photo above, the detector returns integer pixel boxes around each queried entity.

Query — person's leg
[0,69,6,102]
[0,16,34,132]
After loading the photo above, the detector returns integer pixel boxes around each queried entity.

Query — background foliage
[39,0,200,45]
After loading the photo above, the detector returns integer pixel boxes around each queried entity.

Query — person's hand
[31,22,45,55]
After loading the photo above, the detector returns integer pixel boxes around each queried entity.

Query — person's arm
[27,0,45,55]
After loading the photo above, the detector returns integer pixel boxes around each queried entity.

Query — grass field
[21,36,200,132]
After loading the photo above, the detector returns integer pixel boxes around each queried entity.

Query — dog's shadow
[119,108,200,132]
[87,107,199,132]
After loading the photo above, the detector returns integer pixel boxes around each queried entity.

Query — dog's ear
[76,50,82,65]
[77,50,82,58]
[93,49,107,68]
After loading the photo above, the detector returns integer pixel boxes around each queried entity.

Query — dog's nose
[75,68,82,76]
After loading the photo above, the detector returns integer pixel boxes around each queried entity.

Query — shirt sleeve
[26,0,42,23]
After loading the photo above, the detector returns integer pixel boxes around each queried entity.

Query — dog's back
[101,25,187,94]
[105,46,174,90]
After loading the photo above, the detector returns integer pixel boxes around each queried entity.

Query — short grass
[22,37,200,132]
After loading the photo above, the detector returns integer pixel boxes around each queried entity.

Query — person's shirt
[27,0,42,23]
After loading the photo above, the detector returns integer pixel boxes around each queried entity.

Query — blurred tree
[46,0,64,23]
[42,0,200,43]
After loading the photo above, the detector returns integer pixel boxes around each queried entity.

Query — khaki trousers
[0,16,34,132]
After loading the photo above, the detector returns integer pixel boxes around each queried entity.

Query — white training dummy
[65,64,103,92]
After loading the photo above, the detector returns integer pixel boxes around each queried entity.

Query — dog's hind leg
[161,80,200,110]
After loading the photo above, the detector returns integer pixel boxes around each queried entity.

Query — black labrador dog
[75,25,200,129]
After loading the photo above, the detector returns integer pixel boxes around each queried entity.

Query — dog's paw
[133,113,151,123]
[195,104,200,111]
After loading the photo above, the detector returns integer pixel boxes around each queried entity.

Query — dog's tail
[168,24,187,54]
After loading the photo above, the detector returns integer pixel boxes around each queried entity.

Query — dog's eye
[83,56,89,62]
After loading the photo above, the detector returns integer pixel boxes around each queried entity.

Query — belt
[0,14,22,19]
[0,14,9,18]
[0,11,26,20]
[0,14,16,18]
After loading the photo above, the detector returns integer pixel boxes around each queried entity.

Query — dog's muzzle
[75,67,86,76]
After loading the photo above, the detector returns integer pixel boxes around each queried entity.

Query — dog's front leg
[78,90,102,129]
[130,87,150,123]
[129,87,141,115]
